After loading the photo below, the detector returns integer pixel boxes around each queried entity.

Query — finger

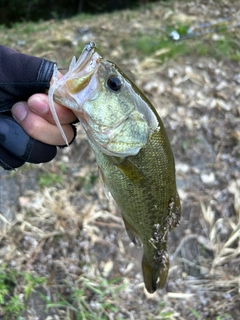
[27,94,77,125]
[11,102,75,146]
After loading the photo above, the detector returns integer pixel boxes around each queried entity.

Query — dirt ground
[0,1,240,319]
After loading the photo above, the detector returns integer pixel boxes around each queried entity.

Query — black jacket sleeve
[0,45,54,111]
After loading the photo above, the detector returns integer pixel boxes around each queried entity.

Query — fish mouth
[64,42,102,95]
[53,42,102,109]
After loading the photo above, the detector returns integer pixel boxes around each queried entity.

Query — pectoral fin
[98,167,111,199]
[116,158,145,184]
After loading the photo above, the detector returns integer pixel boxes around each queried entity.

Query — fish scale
[90,126,180,293]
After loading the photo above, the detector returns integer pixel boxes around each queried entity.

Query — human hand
[12,93,77,146]
[0,80,78,170]
[0,46,77,170]
[0,96,77,170]
[0,97,77,170]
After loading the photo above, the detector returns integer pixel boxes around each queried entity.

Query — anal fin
[122,215,142,248]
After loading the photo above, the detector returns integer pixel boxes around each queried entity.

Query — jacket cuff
[37,59,55,90]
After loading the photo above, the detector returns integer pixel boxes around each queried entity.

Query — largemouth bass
[49,42,181,293]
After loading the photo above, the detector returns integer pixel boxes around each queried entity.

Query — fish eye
[107,75,122,92]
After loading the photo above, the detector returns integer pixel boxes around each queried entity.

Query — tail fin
[142,255,169,293]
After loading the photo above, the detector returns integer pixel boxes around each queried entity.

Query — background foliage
[1,0,158,26]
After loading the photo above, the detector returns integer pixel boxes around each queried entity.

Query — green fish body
[49,42,181,293]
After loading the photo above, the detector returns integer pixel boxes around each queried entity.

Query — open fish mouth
[64,42,102,95]
[74,41,99,70]
[65,41,101,84]
[48,42,102,145]
[52,42,102,111]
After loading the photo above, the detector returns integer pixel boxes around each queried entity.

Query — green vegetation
[0,265,45,319]
[78,173,98,194]
[46,276,126,319]
[38,172,63,188]
[0,265,23,318]
[190,308,232,320]
[122,20,240,63]
[130,34,192,60]
[189,308,201,319]
[1,0,155,26]
[1,4,239,63]
[149,302,174,320]
[21,272,46,300]
[0,263,127,319]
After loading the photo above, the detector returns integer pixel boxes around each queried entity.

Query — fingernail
[12,102,27,122]
[28,97,48,114]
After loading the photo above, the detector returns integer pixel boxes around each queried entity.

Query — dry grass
[1,0,240,319]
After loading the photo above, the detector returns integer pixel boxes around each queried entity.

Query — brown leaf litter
[0,1,240,319]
